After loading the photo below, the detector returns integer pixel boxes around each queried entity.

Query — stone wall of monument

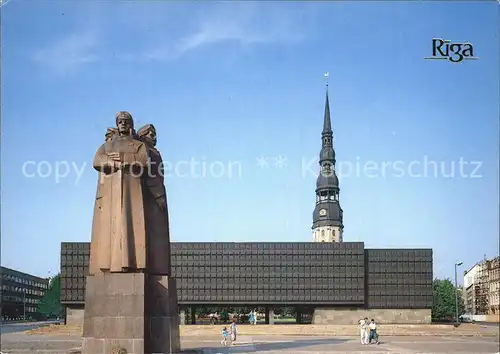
[312,308,432,324]
[65,305,84,326]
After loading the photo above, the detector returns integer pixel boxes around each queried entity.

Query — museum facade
[60,242,432,325]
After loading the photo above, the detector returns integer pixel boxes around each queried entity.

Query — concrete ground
[1,332,499,353]
[0,321,61,335]
[184,335,500,353]
[0,333,81,353]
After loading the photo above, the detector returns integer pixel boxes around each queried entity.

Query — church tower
[312,76,344,242]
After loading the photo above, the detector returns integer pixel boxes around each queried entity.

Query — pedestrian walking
[221,326,229,346]
[363,317,370,344]
[230,318,237,343]
[248,310,255,325]
[358,317,369,344]
[252,309,258,325]
[358,318,365,344]
[368,318,380,344]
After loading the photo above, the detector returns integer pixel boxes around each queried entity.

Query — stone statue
[89,127,117,275]
[104,127,118,142]
[90,111,150,273]
[137,123,171,275]
[83,112,180,354]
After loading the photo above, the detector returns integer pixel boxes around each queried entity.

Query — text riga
[425,38,478,63]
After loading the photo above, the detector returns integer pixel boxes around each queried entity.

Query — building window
[332,230,336,237]
[321,230,325,237]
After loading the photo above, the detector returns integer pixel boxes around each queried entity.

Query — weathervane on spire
[324,72,329,89]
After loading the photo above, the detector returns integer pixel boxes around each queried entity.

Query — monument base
[82,273,180,354]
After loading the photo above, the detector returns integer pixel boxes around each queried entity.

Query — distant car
[459,315,475,323]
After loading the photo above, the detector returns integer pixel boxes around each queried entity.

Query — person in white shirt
[368,318,379,344]
[230,319,237,343]
[358,317,369,344]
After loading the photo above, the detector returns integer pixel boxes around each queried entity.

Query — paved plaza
[185,335,500,353]
[1,332,499,353]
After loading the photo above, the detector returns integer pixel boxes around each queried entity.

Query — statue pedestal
[82,273,180,354]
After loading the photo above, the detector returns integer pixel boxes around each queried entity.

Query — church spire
[312,72,344,243]
[318,73,334,164]
[322,74,332,135]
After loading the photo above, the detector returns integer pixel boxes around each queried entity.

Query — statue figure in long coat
[89,111,150,273]
[89,127,117,275]
[137,124,171,275]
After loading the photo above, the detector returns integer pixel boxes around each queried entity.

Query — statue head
[105,127,118,142]
[115,111,134,136]
[137,124,157,147]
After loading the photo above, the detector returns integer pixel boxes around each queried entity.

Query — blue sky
[1,1,498,282]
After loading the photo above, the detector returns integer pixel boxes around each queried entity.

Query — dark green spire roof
[322,89,332,135]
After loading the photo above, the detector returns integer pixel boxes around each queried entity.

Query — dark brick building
[60,242,433,325]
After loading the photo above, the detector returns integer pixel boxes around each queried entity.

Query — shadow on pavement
[0,321,56,335]
[198,337,348,353]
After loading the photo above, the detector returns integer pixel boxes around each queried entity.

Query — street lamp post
[455,261,463,324]
[23,289,26,321]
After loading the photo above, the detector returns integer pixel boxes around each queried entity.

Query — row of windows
[1,295,40,304]
[171,253,364,258]
[171,258,364,263]
[172,242,362,249]
[171,265,365,270]
[489,294,499,302]
[2,273,48,289]
[171,260,365,266]
[170,273,364,278]
[318,239,343,243]
[488,269,500,281]
[62,255,370,263]
[319,230,336,237]
[171,273,364,277]
[171,249,364,254]
[172,265,364,269]
[316,195,339,202]
[176,279,363,285]
[63,242,432,254]
[15,306,38,313]
[2,285,44,296]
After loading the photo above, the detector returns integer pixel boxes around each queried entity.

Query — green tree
[456,287,466,316]
[432,278,465,322]
[37,274,63,318]
[282,306,296,318]
[220,309,229,322]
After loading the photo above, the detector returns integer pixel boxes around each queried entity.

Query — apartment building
[1,266,49,320]
[488,257,499,314]
[463,256,500,319]
[464,262,486,315]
